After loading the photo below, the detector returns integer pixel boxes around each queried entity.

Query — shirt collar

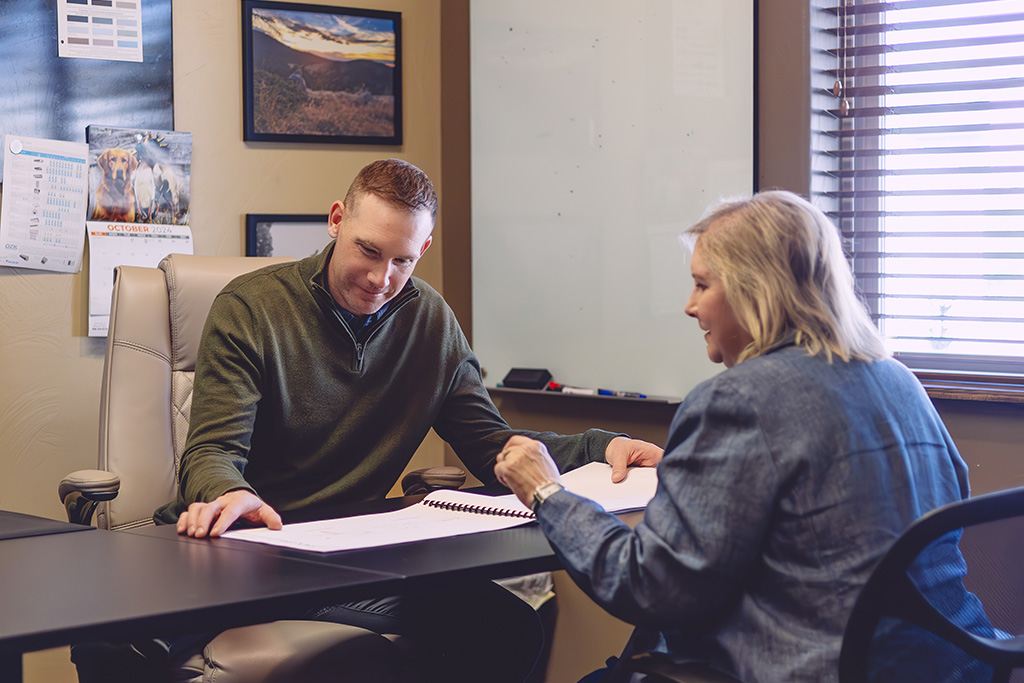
[306,242,416,340]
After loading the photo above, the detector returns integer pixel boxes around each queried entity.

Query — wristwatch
[531,481,565,513]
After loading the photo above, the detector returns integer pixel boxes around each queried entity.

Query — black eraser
[502,368,553,390]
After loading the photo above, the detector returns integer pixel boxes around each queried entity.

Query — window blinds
[816,0,1024,381]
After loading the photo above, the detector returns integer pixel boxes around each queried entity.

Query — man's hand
[605,436,663,482]
[176,489,282,538]
[493,435,563,509]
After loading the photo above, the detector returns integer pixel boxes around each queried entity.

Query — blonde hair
[684,190,887,364]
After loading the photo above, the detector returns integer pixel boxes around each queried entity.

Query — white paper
[0,135,89,273]
[57,0,143,63]
[223,462,658,553]
[87,222,193,336]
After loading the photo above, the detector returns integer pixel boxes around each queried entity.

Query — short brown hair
[344,158,438,221]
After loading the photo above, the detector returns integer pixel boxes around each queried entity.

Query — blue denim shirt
[538,342,974,682]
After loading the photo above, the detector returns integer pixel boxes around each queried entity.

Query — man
[153,159,662,681]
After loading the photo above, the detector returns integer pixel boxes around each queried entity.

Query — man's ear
[327,200,345,238]
[419,234,433,257]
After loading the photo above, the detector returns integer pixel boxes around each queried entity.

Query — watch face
[532,482,563,512]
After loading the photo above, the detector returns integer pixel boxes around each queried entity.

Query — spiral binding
[422,498,535,519]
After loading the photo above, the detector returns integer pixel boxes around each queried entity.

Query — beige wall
[0,0,446,522]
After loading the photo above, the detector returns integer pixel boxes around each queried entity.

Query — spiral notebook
[223,462,658,553]
[420,489,535,519]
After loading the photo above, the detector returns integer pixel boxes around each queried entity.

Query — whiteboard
[471,0,754,399]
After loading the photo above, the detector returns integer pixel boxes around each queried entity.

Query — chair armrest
[58,469,121,525]
[401,466,466,495]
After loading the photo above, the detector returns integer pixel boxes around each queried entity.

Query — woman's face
[685,242,753,367]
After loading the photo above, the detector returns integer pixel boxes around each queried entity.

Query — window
[814,0,1024,402]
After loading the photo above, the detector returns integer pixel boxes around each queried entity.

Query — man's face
[326,193,434,315]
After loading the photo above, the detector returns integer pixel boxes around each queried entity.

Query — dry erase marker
[598,389,647,399]
[562,386,598,395]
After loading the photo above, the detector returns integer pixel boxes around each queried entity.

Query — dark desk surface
[2,496,643,682]
[0,509,93,541]
[130,518,567,585]
[0,525,400,657]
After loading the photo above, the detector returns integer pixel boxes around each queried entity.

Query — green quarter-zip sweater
[154,245,618,523]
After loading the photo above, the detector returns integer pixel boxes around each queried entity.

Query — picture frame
[241,0,402,145]
[245,213,331,258]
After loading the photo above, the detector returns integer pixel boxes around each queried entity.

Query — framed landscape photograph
[241,0,402,145]
[245,214,331,258]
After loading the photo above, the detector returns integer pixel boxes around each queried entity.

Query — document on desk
[222,462,658,553]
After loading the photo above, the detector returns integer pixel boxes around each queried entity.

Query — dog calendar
[0,134,89,273]
[85,125,194,336]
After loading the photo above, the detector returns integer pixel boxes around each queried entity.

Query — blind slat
[826,98,1024,118]
[860,293,1024,303]
[843,76,1024,99]
[825,11,1024,36]
[823,0,1009,16]
[828,188,1024,198]
[840,230,1024,237]
[829,121,1024,138]
[851,273,1024,281]
[828,166,1024,178]
[825,54,1024,77]
[827,33,1024,58]
[849,249,1024,256]
[832,144,1024,157]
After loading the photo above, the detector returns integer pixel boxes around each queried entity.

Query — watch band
[531,481,564,513]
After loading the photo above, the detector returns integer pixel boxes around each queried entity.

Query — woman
[495,191,991,682]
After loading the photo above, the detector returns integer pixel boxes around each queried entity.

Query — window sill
[915,372,1024,405]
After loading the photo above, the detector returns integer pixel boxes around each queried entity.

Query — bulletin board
[0,0,173,182]
[471,0,755,400]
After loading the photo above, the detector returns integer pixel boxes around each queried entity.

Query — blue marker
[598,389,647,399]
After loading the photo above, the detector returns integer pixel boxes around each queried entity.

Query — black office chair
[616,487,1024,683]
[839,485,1024,683]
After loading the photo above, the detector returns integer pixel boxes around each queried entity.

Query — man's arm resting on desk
[176,488,282,538]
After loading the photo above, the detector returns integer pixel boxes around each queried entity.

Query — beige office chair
[59,253,461,683]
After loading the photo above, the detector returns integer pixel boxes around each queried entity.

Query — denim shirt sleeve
[537,378,779,629]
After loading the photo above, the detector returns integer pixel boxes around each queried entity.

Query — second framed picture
[246,214,331,258]
[242,0,402,145]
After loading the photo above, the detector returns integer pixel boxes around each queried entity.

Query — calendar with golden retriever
[86,125,192,227]
[85,125,195,337]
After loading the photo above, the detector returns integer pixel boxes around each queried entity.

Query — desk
[1,501,641,682]
[0,524,399,682]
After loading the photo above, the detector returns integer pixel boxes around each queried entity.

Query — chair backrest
[96,253,293,530]
[839,486,1024,683]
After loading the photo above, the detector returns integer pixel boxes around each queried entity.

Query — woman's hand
[494,435,563,509]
